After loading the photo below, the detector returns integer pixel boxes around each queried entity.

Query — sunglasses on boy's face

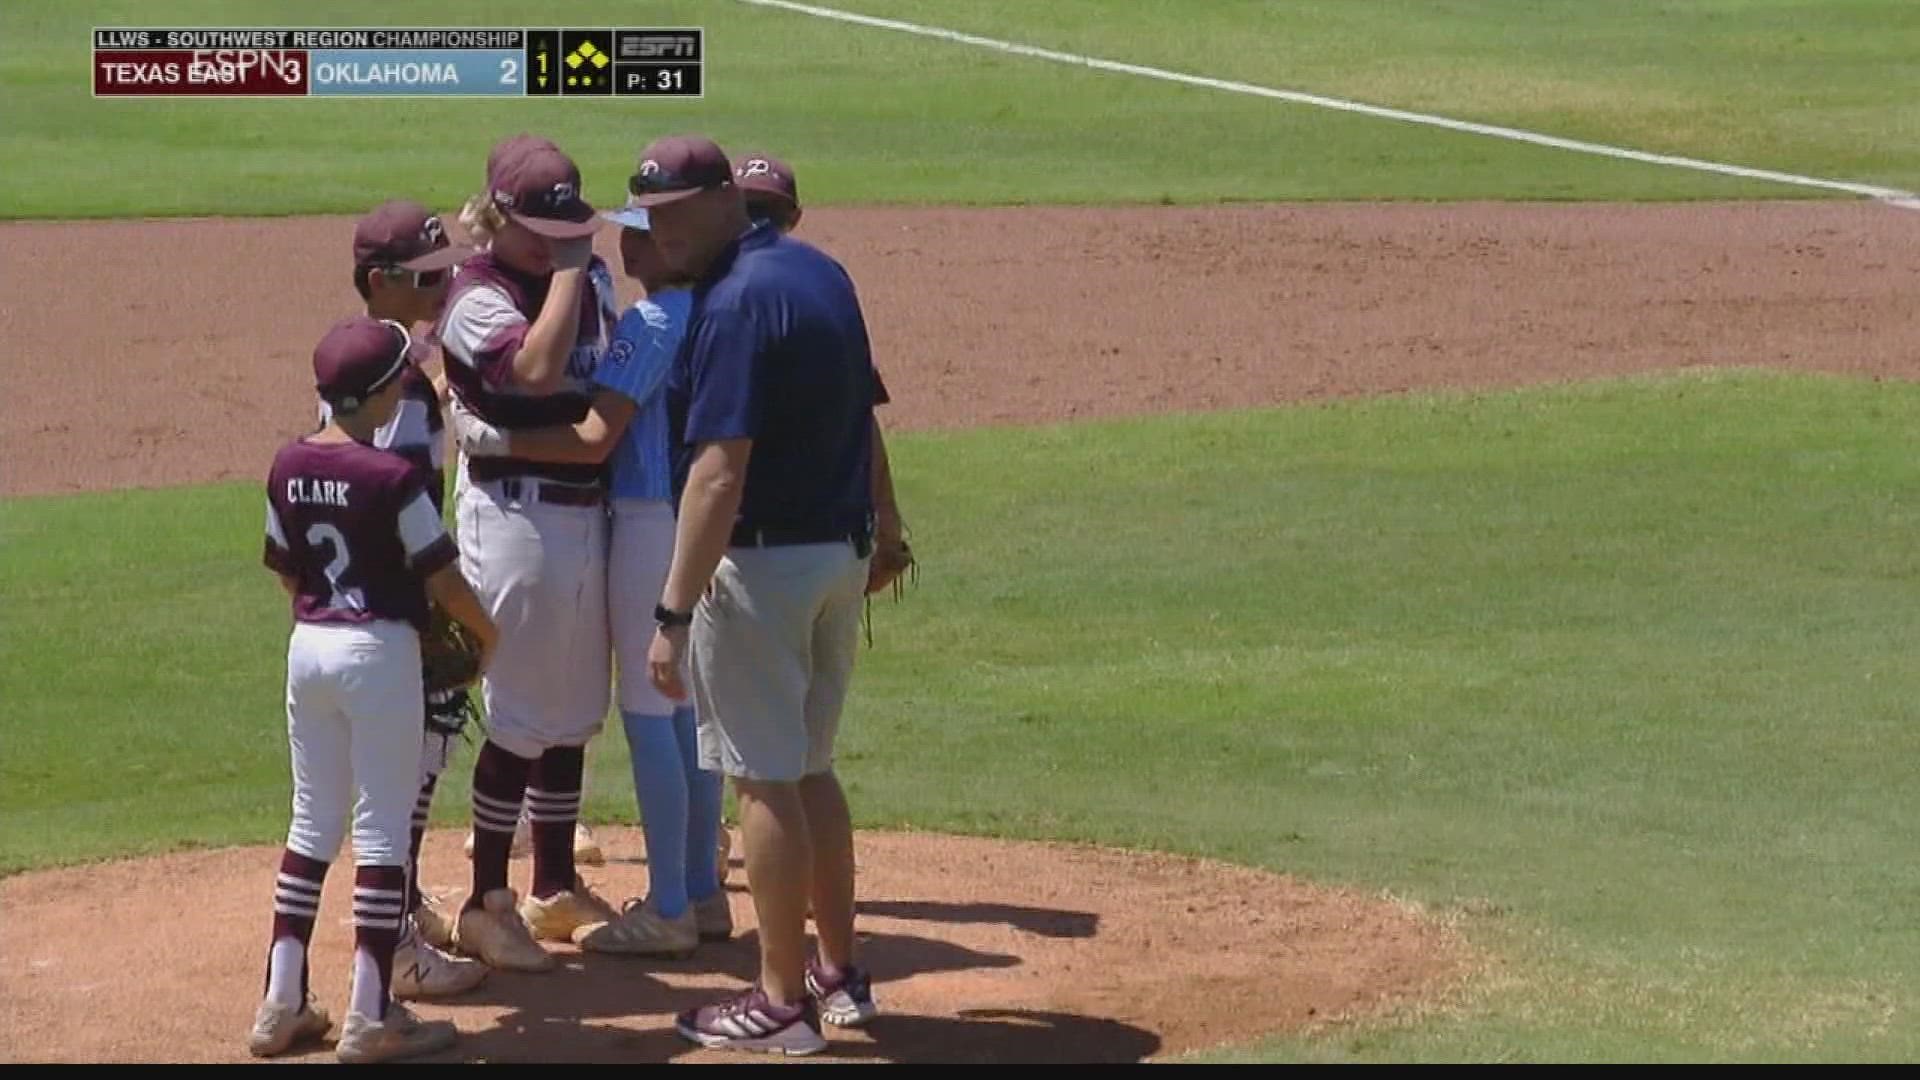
[379,266,449,289]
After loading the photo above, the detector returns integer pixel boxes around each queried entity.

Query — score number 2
[500,57,519,85]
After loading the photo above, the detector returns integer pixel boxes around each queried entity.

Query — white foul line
[733,0,1916,206]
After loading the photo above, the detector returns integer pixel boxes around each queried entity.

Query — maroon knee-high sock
[265,849,328,1002]
[468,741,532,910]
[528,746,585,900]
[407,774,437,914]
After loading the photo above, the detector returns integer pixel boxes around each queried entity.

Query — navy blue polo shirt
[667,222,878,538]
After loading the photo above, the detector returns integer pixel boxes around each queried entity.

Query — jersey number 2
[306,524,367,612]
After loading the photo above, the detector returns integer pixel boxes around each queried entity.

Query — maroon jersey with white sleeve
[264,438,456,633]
[437,251,617,486]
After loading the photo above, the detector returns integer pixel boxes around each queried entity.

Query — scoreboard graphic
[92,28,704,98]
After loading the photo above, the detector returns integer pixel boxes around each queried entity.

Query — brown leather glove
[866,527,917,597]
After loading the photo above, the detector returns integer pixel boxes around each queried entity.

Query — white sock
[351,948,384,1019]
[267,938,305,1008]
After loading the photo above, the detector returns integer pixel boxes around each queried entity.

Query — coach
[632,134,880,1055]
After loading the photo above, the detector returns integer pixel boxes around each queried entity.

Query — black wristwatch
[655,604,693,630]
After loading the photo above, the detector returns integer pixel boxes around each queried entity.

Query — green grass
[5,369,1920,1059]
[845,0,1920,194]
[10,0,1919,217]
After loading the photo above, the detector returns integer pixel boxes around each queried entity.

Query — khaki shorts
[690,541,869,782]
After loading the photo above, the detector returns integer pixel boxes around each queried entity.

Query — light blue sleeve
[591,300,680,408]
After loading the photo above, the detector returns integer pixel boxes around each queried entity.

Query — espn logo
[616,30,701,61]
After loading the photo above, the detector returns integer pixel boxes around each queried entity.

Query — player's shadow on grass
[857,899,1100,939]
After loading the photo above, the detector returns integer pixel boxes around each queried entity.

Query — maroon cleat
[676,987,827,1056]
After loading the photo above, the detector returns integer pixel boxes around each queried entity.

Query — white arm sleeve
[265,498,289,550]
[395,490,447,558]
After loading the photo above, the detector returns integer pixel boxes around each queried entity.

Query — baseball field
[4,0,1920,1063]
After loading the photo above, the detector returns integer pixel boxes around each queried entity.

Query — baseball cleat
[518,876,619,943]
[805,959,879,1028]
[576,897,699,957]
[573,822,605,865]
[248,994,332,1058]
[335,1003,458,1064]
[693,891,734,942]
[413,898,457,951]
[454,888,556,972]
[676,987,827,1056]
[393,928,488,999]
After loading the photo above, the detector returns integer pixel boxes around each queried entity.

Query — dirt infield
[5,198,1919,1060]
[0,828,1466,1063]
[4,201,1918,496]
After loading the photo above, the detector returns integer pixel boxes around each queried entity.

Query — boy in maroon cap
[252,315,497,1063]
[439,133,623,971]
[327,202,488,999]
[733,151,802,232]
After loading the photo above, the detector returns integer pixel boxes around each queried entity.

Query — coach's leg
[736,779,814,1004]
[796,541,876,1025]
[674,549,827,1055]
[799,772,856,968]
[690,549,817,1006]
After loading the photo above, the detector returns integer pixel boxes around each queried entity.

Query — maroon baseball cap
[313,315,413,411]
[487,136,601,239]
[627,135,734,207]
[734,152,798,207]
[353,200,470,272]
[488,132,557,177]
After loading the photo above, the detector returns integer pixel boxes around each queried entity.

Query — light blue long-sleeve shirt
[591,288,689,502]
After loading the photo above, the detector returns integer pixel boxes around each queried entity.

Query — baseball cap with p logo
[486,136,602,239]
[313,316,414,414]
[734,152,798,207]
[627,135,734,207]
[353,200,471,273]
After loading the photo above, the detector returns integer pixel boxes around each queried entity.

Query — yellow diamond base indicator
[591,53,609,68]
[565,52,583,69]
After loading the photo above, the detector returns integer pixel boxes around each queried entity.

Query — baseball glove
[421,601,485,696]
[866,530,917,598]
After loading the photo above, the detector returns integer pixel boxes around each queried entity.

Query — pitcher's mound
[0,829,1466,1062]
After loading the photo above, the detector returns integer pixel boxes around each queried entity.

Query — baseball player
[451,200,729,957]
[251,315,496,1063]
[324,201,487,999]
[439,133,621,972]
[733,152,914,596]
